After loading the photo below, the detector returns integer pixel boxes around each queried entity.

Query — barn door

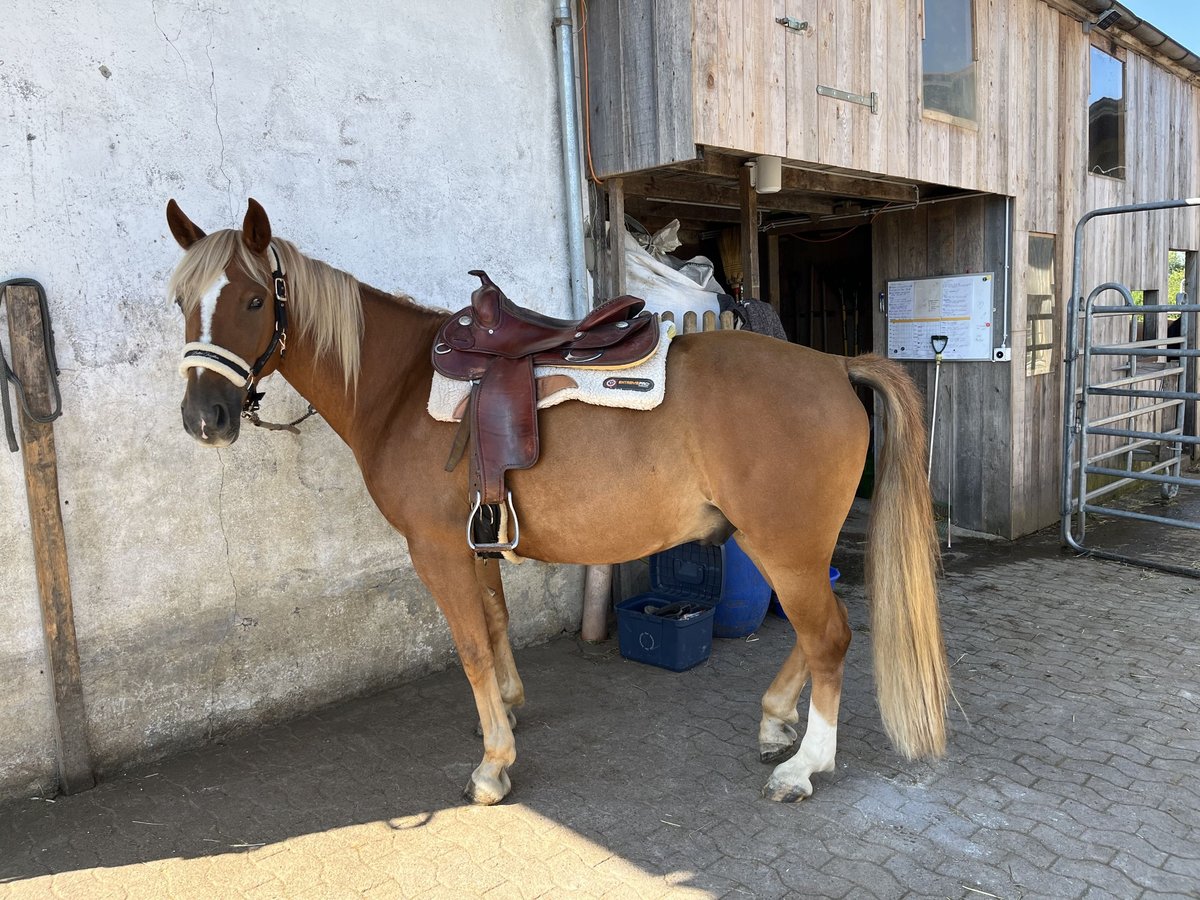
[783,0,886,170]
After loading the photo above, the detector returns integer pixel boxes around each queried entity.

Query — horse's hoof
[758,720,798,764]
[761,774,813,803]
[759,741,799,765]
[463,767,511,806]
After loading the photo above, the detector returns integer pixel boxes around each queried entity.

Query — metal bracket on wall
[776,16,808,32]
[817,85,879,115]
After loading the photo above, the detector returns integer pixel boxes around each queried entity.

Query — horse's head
[167,198,287,447]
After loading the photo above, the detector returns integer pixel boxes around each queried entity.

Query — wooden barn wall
[689,0,1200,219]
[872,197,1013,537]
[1007,3,1073,535]
[583,0,698,177]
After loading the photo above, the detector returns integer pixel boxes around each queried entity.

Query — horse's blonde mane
[168,229,368,386]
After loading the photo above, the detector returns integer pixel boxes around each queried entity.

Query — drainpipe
[553,1,611,640]
[553,0,589,318]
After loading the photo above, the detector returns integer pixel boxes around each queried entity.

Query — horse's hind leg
[408,539,515,805]
[759,641,808,763]
[475,557,524,728]
[760,565,851,802]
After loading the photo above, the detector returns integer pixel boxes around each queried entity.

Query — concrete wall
[1,0,585,799]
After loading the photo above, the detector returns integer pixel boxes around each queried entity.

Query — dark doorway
[774,224,873,356]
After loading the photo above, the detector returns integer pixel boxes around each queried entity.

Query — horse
[165,198,948,805]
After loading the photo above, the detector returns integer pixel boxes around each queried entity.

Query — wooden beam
[4,283,95,794]
[765,215,876,238]
[622,172,836,215]
[690,152,919,204]
[740,165,760,299]
[625,198,745,229]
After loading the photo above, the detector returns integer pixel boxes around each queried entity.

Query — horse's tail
[846,353,948,759]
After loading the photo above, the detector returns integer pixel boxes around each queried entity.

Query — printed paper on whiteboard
[886,273,995,361]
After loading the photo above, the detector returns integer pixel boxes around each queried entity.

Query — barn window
[922,0,977,123]
[1026,234,1057,377]
[1088,46,1126,179]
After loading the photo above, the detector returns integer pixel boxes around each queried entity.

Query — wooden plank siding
[687,1,1200,208]
[872,197,1014,535]
[582,0,698,177]
[586,0,1200,536]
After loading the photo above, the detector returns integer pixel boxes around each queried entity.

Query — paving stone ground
[2,515,1199,899]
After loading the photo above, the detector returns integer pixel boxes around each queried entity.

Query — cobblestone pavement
[2,525,1199,899]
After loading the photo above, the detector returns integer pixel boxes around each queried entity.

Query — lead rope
[0,278,63,452]
[245,403,319,434]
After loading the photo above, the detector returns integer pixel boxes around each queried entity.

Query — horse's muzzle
[181,376,243,447]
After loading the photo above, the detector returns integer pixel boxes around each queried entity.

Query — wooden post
[580,178,629,643]
[593,191,610,304]
[767,235,782,314]
[4,283,95,794]
[608,177,627,297]
[739,165,760,299]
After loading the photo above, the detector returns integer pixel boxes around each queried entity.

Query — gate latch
[776,16,809,32]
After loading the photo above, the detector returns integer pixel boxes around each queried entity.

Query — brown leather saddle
[432,270,660,555]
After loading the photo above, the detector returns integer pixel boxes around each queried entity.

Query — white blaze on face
[199,275,229,343]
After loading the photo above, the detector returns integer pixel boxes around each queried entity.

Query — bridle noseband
[178,245,289,419]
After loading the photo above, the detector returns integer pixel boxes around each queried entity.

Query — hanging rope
[0,278,63,452]
[244,403,319,434]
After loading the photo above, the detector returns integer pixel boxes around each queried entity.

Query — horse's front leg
[409,539,516,805]
[475,556,525,727]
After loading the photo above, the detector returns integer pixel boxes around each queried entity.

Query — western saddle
[432,270,660,555]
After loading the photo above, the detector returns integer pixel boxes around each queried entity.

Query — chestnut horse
[166,198,948,805]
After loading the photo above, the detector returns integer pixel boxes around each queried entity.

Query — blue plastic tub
[617,542,721,671]
[768,567,841,619]
[712,537,772,638]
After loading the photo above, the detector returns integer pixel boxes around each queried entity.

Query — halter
[178,245,289,418]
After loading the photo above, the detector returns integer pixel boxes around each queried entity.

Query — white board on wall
[886,272,996,361]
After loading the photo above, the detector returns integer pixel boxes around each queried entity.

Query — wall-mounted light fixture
[749,155,783,194]
[1083,8,1122,33]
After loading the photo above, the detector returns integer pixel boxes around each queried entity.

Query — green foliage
[1169,251,1186,305]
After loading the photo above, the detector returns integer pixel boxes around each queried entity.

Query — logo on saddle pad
[603,377,655,392]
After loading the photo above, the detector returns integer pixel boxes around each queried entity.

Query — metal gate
[1061,199,1200,576]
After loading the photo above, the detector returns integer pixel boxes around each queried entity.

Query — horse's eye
[174,296,183,309]
[248,297,263,310]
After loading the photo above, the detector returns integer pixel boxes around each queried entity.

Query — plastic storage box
[617,542,720,671]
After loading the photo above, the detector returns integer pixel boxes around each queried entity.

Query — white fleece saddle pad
[428,320,675,423]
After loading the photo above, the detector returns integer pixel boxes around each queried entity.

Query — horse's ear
[242,198,272,255]
[166,199,206,249]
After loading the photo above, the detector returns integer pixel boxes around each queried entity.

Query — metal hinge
[816,85,879,115]
[776,16,808,32]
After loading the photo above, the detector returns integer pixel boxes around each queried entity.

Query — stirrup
[467,490,520,554]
